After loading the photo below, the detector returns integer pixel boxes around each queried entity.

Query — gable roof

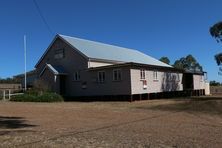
[40,64,67,76]
[36,34,172,68]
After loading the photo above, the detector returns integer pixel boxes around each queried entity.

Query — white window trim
[98,71,105,83]
[140,69,146,80]
[153,71,158,81]
[113,69,122,81]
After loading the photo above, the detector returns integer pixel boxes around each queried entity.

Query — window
[153,71,158,80]
[54,49,64,59]
[113,69,122,81]
[73,71,80,81]
[98,71,105,83]
[140,69,145,80]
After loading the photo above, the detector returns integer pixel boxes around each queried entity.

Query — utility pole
[24,35,27,91]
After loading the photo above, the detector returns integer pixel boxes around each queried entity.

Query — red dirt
[0,99,222,147]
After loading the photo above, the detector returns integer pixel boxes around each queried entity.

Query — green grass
[10,91,63,102]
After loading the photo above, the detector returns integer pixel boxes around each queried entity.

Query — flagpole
[24,35,27,91]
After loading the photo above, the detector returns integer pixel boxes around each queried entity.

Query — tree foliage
[0,77,20,84]
[210,22,222,65]
[209,80,221,86]
[210,22,222,42]
[159,56,170,64]
[173,54,203,72]
[214,53,222,66]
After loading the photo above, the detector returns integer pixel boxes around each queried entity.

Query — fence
[210,86,222,95]
[0,84,23,100]
[0,83,22,90]
[0,89,24,100]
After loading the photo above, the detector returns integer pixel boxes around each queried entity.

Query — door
[59,75,66,95]
[182,73,194,90]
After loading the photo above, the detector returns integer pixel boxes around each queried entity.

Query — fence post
[3,90,5,101]
[9,90,11,100]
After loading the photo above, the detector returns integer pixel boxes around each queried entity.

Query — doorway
[59,75,66,95]
[182,73,194,90]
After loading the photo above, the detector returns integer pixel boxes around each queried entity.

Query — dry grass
[0,97,222,147]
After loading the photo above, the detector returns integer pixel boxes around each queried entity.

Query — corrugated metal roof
[59,34,172,68]
[40,64,67,76]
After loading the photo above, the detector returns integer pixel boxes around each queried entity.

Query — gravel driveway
[0,99,222,148]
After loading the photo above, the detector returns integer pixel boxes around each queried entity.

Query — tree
[209,80,221,86]
[210,22,222,42]
[173,54,203,72]
[0,77,20,84]
[215,53,222,65]
[210,22,222,65]
[159,56,170,64]
[173,58,186,70]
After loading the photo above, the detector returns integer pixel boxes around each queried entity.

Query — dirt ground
[0,98,222,148]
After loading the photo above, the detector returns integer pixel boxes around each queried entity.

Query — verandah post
[3,90,5,101]
[9,90,11,100]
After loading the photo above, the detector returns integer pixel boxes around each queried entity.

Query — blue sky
[0,0,222,81]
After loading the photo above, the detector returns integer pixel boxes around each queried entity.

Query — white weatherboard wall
[130,69,183,94]
[205,82,210,95]
[88,61,114,68]
[193,75,205,90]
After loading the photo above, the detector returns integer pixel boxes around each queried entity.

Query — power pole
[24,35,27,91]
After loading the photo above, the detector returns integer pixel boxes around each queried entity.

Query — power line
[33,0,54,35]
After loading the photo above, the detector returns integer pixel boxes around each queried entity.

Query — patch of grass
[10,91,63,102]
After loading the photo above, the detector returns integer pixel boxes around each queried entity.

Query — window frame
[73,71,80,81]
[140,69,146,80]
[113,69,122,81]
[98,71,105,83]
[153,71,158,81]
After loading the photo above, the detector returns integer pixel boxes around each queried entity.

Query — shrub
[37,92,64,102]
[10,92,63,102]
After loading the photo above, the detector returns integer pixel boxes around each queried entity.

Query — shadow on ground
[136,99,222,116]
[0,116,37,129]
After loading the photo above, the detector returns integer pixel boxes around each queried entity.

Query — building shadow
[0,116,37,129]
